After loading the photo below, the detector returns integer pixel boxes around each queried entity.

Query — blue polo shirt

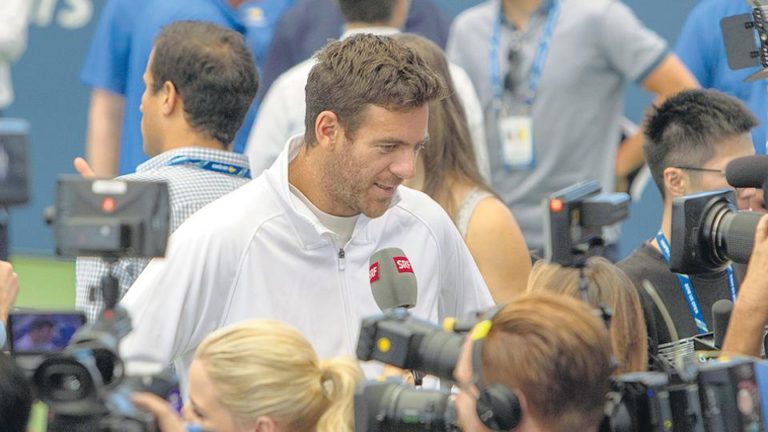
[82,0,250,175]
[675,0,768,154]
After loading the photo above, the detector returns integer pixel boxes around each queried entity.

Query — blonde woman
[526,256,648,373]
[133,320,362,432]
[395,33,531,303]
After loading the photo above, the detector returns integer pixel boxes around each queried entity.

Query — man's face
[454,335,492,432]
[321,104,429,218]
[140,50,163,157]
[687,133,756,210]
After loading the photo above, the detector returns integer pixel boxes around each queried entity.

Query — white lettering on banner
[31,0,93,30]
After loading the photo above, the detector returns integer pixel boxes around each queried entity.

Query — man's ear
[314,110,342,150]
[161,80,177,116]
[663,166,688,198]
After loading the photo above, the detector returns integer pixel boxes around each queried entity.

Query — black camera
[355,380,458,432]
[543,180,629,267]
[30,177,175,431]
[356,307,464,382]
[669,189,762,274]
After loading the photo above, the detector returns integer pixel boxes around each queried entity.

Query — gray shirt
[447,0,667,249]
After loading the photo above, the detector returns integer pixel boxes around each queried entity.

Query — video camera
[669,189,762,274]
[25,176,173,431]
[543,180,629,267]
[354,309,767,432]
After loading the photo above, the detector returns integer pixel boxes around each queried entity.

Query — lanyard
[655,232,736,334]
[167,156,252,179]
[489,0,560,110]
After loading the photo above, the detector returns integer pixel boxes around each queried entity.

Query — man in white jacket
[120,33,494,381]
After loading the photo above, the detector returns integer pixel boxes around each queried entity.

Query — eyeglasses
[674,166,726,175]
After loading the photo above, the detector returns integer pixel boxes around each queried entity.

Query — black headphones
[469,305,522,431]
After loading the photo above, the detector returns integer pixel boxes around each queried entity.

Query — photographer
[619,89,758,348]
[132,319,362,432]
[527,257,647,373]
[722,213,768,357]
[453,293,613,432]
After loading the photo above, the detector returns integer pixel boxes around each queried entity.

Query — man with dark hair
[120,33,494,383]
[75,21,257,322]
[619,89,757,349]
[246,0,489,180]
[0,354,32,432]
[454,293,613,432]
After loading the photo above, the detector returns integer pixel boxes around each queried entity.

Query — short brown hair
[483,294,613,431]
[527,257,648,374]
[152,21,258,147]
[304,33,446,145]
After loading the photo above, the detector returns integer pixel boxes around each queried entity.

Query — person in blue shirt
[257,0,450,100]
[81,0,288,176]
[676,0,768,155]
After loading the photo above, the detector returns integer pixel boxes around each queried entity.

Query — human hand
[132,392,186,432]
[73,157,96,179]
[0,261,19,325]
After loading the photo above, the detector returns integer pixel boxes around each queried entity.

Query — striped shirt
[75,147,251,322]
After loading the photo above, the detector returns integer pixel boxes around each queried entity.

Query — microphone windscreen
[725,155,768,188]
[712,299,734,349]
[369,247,418,310]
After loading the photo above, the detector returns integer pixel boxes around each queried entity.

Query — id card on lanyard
[167,155,252,179]
[655,232,737,334]
[490,0,559,170]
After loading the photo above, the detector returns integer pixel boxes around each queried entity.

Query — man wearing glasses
[619,89,757,351]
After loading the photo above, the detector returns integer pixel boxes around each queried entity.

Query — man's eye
[378,145,397,153]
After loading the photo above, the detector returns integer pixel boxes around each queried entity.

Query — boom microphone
[725,155,768,189]
[369,248,418,310]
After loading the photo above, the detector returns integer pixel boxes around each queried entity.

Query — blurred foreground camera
[355,380,458,432]
[670,189,761,274]
[543,180,629,267]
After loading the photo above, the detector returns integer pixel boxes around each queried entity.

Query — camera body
[670,189,762,274]
[543,180,629,266]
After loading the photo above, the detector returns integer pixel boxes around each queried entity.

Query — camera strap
[489,0,560,111]
[166,155,252,178]
[655,232,736,334]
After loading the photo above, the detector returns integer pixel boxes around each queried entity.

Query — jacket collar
[265,136,402,249]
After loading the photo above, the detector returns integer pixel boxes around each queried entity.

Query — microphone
[369,248,418,310]
[712,299,734,349]
[725,155,768,188]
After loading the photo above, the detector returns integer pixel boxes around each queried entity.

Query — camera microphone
[725,155,768,189]
[369,248,418,310]
[712,299,734,350]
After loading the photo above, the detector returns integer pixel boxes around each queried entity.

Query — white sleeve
[449,63,491,183]
[119,225,236,365]
[0,0,30,63]
[245,75,304,176]
[437,217,494,320]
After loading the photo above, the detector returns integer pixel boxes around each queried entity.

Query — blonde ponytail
[194,320,363,432]
[317,356,363,432]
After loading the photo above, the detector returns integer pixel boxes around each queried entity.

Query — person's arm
[465,197,531,303]
[722,214,768,357]
[0,0,30,63]
[0,261,18,326]
[132,393,186,432]
[616,54,699,179]
[85,89,123,177]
